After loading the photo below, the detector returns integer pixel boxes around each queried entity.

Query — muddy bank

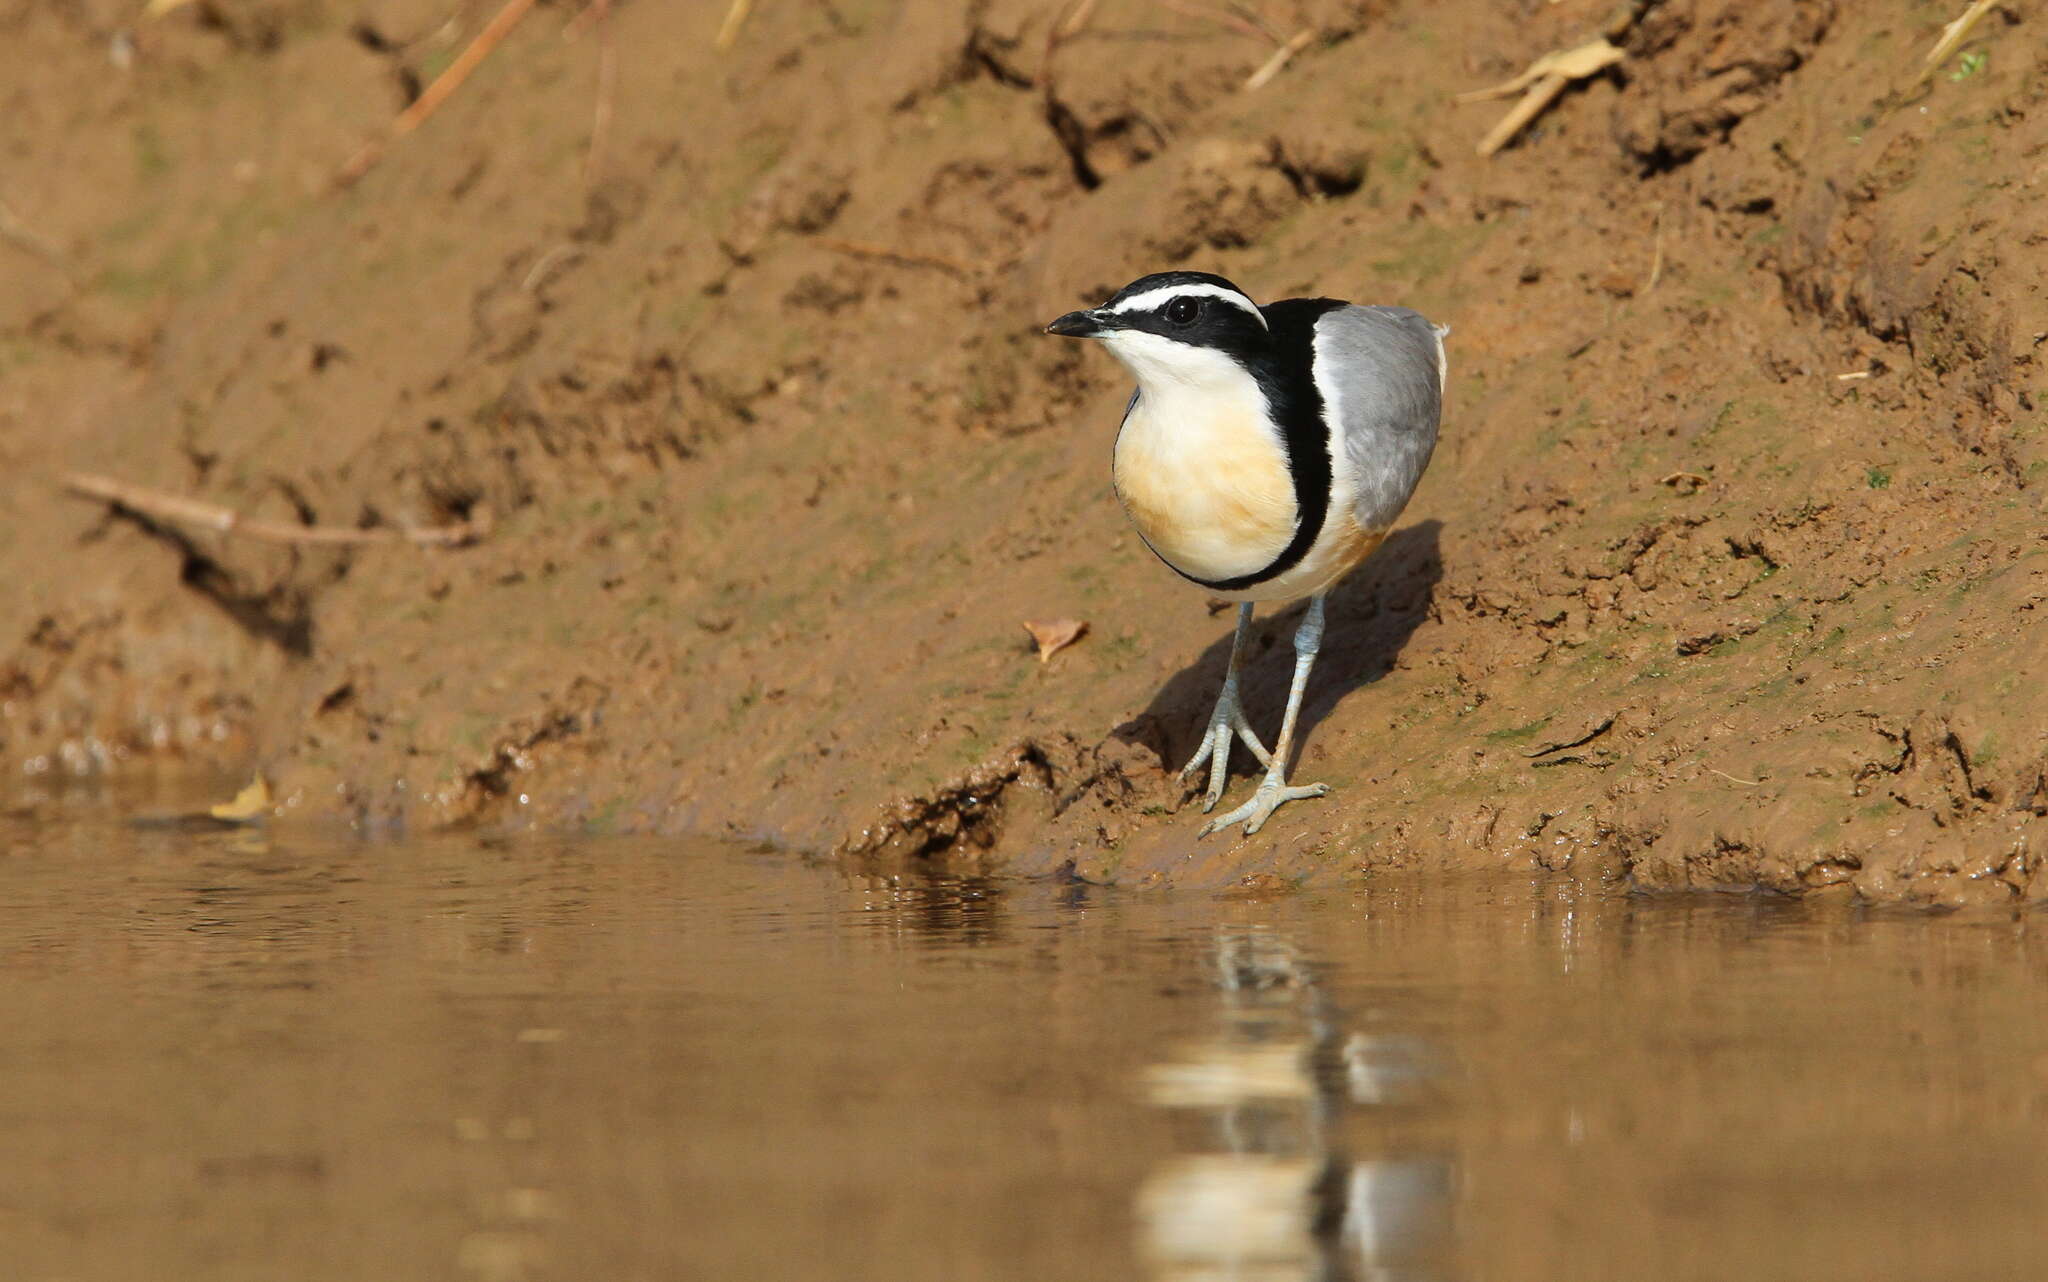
[3,0,2045,901]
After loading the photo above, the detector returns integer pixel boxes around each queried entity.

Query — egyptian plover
[1047,271,1445,836]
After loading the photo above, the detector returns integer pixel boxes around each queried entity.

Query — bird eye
[1165,297,1201,326]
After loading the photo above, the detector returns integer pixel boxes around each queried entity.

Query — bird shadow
[1112,520,1445,788]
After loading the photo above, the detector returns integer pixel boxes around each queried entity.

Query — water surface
[4,816,2044,1280]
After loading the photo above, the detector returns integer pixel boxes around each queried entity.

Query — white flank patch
[1310,317,1357,533]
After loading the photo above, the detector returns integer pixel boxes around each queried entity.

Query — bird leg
[1179,603,1273,812]
[1200,593,1330,837]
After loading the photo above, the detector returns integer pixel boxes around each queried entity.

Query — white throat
[1100,330,1260,401]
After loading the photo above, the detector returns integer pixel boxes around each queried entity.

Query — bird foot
[1178,696,1272,812]
[1198,776,1330,838]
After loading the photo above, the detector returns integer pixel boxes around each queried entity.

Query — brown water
[4,813,2046,1282]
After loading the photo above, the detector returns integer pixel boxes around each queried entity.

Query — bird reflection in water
[1138,929,1453,1282]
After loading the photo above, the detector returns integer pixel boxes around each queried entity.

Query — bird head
[1045,271,1270,391]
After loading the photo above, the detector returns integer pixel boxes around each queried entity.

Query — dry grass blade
[1057,0,1101,41]
[336,0,538,187]
[1023,618,1089,664]
[715,0,755,51]
[65,472,488,547]
[520,244,583,292]
[586,20,616,186]
[0,196,76,285]
[1707,767,1762,787]
[563,0,609,42]
[1914,0,1999,88]
[1242,28,1313,92]
[1642,201,1666,293]
[1152,0,1267,43]
[1225,2,1286,45]
[814,238,974,277]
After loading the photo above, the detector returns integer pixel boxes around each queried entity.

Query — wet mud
[4,0,2047,899]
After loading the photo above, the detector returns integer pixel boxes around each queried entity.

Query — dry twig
[586,11,617,186]
[1242,28,1314,92]
[1525,714,1618,759]
[65,472,487,547]
[521,244,583,292]
[1472,74,1570,157]
[1459,38,1625,157]
[1707,766,1762,788]
[336,0,539,187]
[1642,201,1666,293]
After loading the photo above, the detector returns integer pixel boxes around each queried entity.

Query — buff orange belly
[1112,397,1298,586]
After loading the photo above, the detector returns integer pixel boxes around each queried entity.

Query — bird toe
[1200,779,1329,838]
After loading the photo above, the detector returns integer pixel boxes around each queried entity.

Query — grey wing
[1311,305,1446,532]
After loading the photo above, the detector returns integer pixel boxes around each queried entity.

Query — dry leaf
[1242,28,1315,93]
[1023,618,1088,663]
[209,776,272,823]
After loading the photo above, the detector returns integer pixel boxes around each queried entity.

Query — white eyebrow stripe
[1106,283,1268,329]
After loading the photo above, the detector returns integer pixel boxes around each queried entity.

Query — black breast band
[1167,298,1343,593]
